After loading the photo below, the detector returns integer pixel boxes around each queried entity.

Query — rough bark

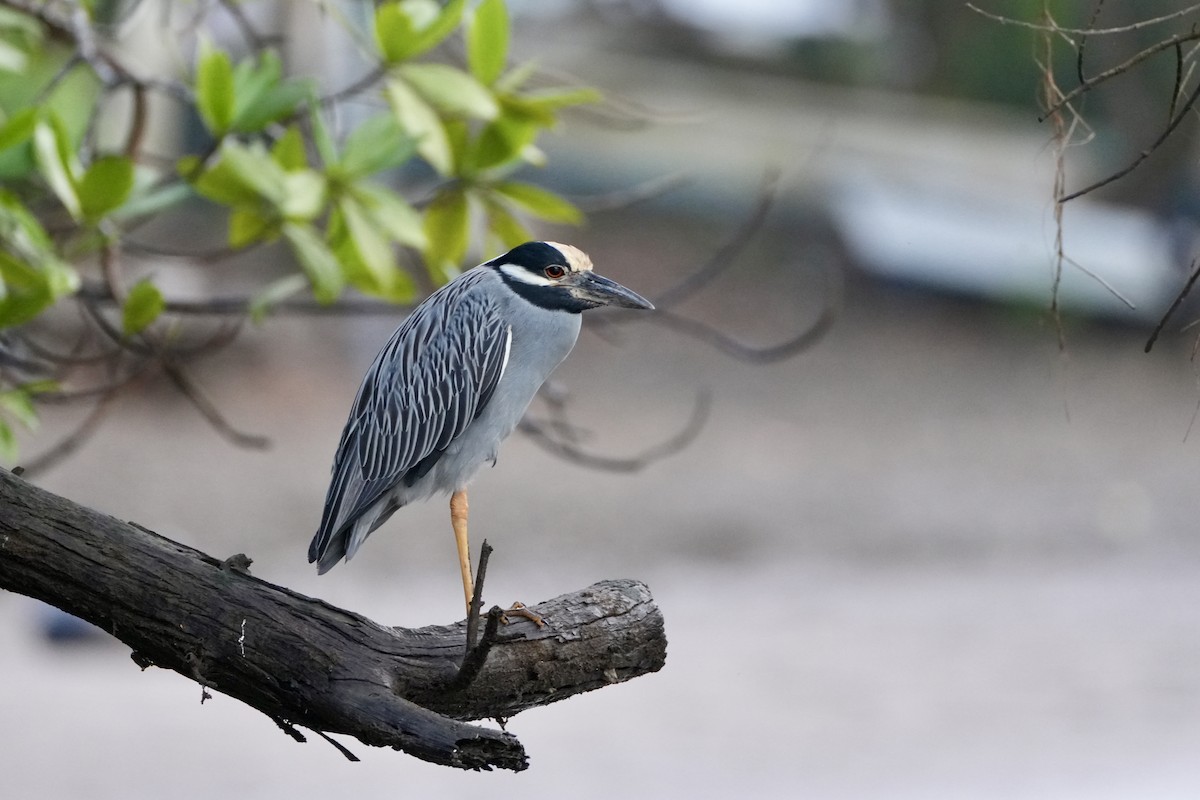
[0,468,667,771]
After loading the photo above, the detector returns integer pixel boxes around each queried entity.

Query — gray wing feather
[309,270,510,567]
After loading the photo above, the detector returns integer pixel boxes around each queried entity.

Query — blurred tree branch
[0,0,605,458]
[0,1,832,472]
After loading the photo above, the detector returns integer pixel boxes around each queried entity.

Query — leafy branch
[0,0,598,457]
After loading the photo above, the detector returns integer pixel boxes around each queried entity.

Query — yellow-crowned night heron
[309,241,653,614]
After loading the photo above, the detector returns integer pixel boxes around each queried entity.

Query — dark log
[0,468,667,771]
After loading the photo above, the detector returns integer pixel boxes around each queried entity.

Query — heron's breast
[434,308,580,489]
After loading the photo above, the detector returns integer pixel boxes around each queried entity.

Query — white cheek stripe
[499,263,557,287]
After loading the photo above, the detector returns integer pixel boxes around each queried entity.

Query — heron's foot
[500,601,545,629]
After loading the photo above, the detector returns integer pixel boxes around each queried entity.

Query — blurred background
[6,1,1200,798]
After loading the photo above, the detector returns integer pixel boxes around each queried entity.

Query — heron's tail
[309,524,347,574]
[310,498,401,573]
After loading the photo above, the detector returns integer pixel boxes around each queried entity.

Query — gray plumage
[309,241,652,575]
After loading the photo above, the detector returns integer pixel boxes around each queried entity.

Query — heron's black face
[488,241,654,314]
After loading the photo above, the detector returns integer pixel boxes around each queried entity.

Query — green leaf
[474,115,538,170]
[409,0,466,57]
[422,187,470,280]
[0,191,78,328]
[187,141,326,238]
[493,181,581,224]
[0,379,58,463]
[112,180,192,223]
[0,6,40,76]
[484,196,532,251]
[494,59,538,94]
[443,119,470,165]
[217,141,287,203]
[329,199,414,302]
[337,196,395,284]
[187,140,285,206]
[231,51,274,106]
[0,189,58,259]
[283,221,344,303]
[122,279,165,336]
[0,387,38,429]
[271,126,308,171]
[307,97,338,167]
[196,38,235,135]
[234,76,311,132]
[338,114,414,178]
[396,63,499,120]
[228,207,276,248]
[249,273,308,324]
[467,0,509,86]
[18,379,59,395]
[374,0,423,63]
[32,119,80,218]
[78,155,134,220]
[498,87,603,129]
[0,108,37,151]
[279,170,326,221]
[0,420,15,463]
[227,51,311,133]
[0,39,28,74]
[352,183,427,250]
[0,6,44,43]
[0,252,50,327]
[521,85,603,112]
[412,0,466,54]
[384,76,452,175]
[0,382,59,463]
[375,0,465,63]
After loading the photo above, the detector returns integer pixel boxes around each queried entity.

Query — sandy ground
[5,216,1200,798]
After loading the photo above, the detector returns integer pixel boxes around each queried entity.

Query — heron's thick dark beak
[572,272,655,310]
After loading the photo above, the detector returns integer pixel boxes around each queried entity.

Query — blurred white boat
[826,170,1187,323]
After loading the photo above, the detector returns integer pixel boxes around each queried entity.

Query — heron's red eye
[544,265,566,279]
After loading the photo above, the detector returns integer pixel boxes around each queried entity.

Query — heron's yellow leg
[450,490,473,616]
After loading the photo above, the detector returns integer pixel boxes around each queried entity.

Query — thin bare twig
[1170,40,1184,122]
[967,2,1200,37]
[519,391,710,473]
[120,234,246,265]
[20,328,122,370]
[644,303,837,364]
[1059,76,1200,202]
[567,173,690,214]
[80,300,153,357]
[76,284,410,317]
[161,361,270,450]
[216,0,275,51]
[464,540,493,654]
[1075,0,1106,85]
[157,320,247,360]
[1061,254,1136,309]
[17,389,123,478]
[320,64,389,107]
[1038,28,1200,121]
[1042,7,1070,350]
[1145,259,1200,353]
[651,169,780,311]
[121,80,149,160]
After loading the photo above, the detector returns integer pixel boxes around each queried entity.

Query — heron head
[488,241,654,313]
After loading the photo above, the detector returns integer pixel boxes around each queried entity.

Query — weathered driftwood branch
[0,468,667,771]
